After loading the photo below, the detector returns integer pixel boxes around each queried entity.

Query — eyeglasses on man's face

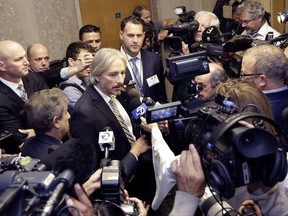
[239,19,255,26]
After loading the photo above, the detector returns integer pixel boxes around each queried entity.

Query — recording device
[0,138,98,215]
[146,101,181,123]
[277,12,288,23]
[0,155,46,173]
[163,6,197,53]
[168,103,287,199]
[166,50,209,82]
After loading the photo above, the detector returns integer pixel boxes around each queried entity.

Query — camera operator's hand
[83,168,102,196]
[65,183,95,216]
[140,117,158,133]
[129,197,149,216]
[130,135,151,157]
[181,42,190,55]
[157,120,169,133]
[18,128,36,150]
[171,144,206,197]
[123,190,149,216]
[238,200,262,216]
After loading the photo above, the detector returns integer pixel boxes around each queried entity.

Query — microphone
[131,99,148,120]
[162,20,199,32]
[223,35,253,52]
[41,169,75,216]
[41,138,98,184]
[98,127,115,152]
[98,127,115,168]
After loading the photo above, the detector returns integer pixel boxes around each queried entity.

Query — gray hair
[245,44,288,82]
[237,0,265,20]
[209,63,228,88]
[195,11,220,28]
[25,88,68,134]
[89,48,127,85]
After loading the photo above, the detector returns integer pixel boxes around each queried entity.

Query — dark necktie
[130,57,142,95]
[17,84,28,102]
[109,96,135,144]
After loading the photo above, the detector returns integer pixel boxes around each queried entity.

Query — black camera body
[163,6,197,53]
[162,101,288,199]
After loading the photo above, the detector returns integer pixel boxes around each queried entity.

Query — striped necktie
[130,57,142,95]
[17,84,28,102]
[109,96,135,144]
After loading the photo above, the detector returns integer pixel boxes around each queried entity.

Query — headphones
[203,112,287,199]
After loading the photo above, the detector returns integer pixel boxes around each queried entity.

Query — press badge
[146,75,160,87]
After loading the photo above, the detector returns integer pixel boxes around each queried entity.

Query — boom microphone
[223,35,253,52]
[163,20,199,32]
[41,138,97,184]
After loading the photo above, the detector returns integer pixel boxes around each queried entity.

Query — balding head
[0,40,29,83]
[27,43,50,72]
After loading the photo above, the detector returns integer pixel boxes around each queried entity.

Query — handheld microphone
[98,127,115,152]
[131,100,148,120]
[98,127,115,167]
[223,35,253,52]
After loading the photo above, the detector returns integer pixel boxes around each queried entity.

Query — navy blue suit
[265,87,288,134]
[0,72,48,153]
[22,134,62,160]
[124,49,167,103]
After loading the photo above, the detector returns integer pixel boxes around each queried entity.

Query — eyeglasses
[239,19,254,25]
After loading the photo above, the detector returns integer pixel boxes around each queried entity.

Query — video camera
[150,51,288,199]
[163,6,198,53]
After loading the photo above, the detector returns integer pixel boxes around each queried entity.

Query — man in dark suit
[70,48,150,199]
[21,88,70,160]
[120,16,167,104]
[0,40,49,154]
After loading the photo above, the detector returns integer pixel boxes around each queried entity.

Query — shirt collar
[0,77,23,92]
[94,85,112,104]
[120,45,141,61]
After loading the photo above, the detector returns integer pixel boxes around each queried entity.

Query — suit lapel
[88,86,130,142]
[0,80,25,105]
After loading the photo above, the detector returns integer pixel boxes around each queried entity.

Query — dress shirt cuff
[60,67,70,79]
[169,190,200,216]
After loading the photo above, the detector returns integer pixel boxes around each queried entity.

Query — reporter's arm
[169,191,200,216]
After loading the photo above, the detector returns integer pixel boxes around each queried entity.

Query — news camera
[156,50,288,200]
[163,6,198,53]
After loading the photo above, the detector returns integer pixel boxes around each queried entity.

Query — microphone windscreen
[127,88,140,101]
[223,35,253,52]
[130,98,142,110]
[41,138,97,184]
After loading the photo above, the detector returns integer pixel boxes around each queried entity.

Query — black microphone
[41,169,75,216]
[223,35,253,52]
[41,138,97,184]
[162,20,199,32]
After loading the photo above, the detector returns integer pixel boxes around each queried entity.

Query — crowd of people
[0,0,288,215]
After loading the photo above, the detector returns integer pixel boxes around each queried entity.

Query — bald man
[27,43,50,73]
[0,40,48,153]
